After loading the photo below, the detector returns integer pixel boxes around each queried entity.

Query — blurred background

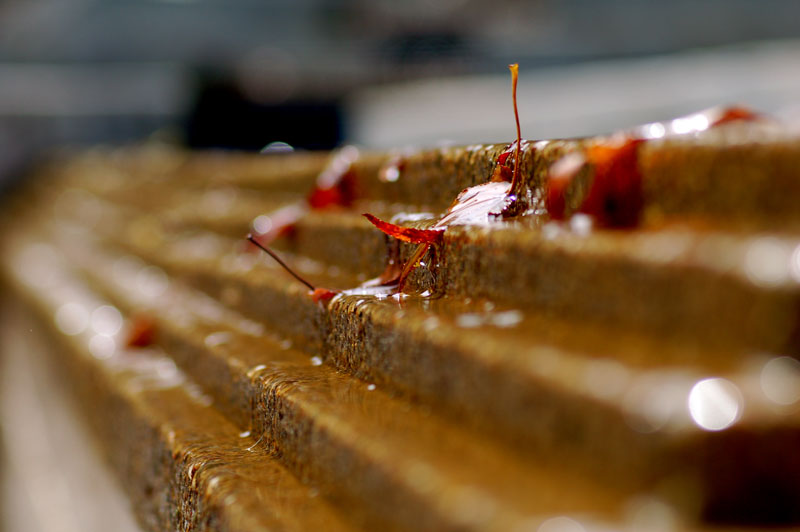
[2,0,800,191]
[3,2,800,531]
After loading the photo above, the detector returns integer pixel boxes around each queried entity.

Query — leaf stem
[509,63,522,193]
[247,234,316,291]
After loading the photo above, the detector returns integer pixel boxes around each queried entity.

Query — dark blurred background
[1,0,800,188]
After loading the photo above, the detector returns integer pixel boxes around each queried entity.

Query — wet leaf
[363,213,444,244]
[311,287,338,303]
[546,105,762,228]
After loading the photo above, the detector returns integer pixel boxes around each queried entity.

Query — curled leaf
[363,213,444,245]
[546,106,762,228]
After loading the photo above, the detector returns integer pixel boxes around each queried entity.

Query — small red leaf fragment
[497,150,512,166]
[545,153,586,221]
[546,105,765,229]
[580,138,644,228]
[126,314,156,348]
[710,106,760,127]
[311,287,338,303]
[308,183,351,209]
[308,146,360,209]
[363,213,444,244]
[546,138,643,228]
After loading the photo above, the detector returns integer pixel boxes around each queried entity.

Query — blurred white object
[347,40,800,147]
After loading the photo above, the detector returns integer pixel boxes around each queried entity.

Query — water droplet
[238,320,265,337]
[670,115,708,135]
[367,384,376,391]
[310,356,323,366]
[91,305,123,336]
[743,237,793,287]
[569,214,593,237]
[643,122,666,139]
[89,334,116,359]
[247,364,267,378]
[687,377,742,431]
[261,141,294,154]
[252,214,273,235]
[490,310,523,328]
[204,331,232,348]
[423,316,440,331]
[542,222,561,240]
[456,313,483,328]
[383,165,400,182]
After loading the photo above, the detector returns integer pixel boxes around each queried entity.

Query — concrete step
[50,139,800,354]
[5,232,635,532]
[33,196,800,525]
[2,243,355,532]
[58,182,800,357]
[5,126,800,529]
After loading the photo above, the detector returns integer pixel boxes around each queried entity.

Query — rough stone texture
[3,128,800,530]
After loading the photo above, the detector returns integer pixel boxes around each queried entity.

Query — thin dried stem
[247,234,316,291]
[508,63,522,193]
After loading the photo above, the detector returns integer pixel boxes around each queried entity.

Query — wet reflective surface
[5,136,800,530]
